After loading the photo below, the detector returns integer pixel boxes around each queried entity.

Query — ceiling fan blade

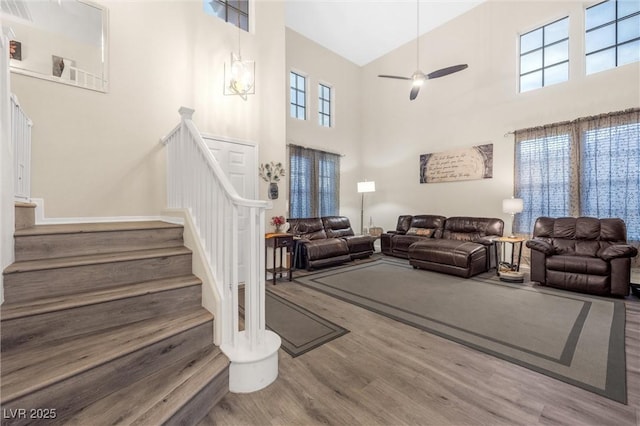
[427,64,469,79]
[378,74,412,80]
[409,84,421,101]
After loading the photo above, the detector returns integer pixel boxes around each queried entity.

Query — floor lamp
[357,181,376,235]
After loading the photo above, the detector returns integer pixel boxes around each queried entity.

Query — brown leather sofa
[288,216,375,270]
[408,216,504,278]
[526,217,638,297]
[382,215,503,277]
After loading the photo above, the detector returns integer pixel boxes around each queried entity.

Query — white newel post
[164,107,280,393]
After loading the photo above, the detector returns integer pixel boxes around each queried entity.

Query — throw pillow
[406,227,433,237]
[415,228,433,237]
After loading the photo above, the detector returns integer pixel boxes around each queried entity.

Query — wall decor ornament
[420,143,493,183]
[259,162,285,200]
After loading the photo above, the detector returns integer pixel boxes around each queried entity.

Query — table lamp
[502,196,524,238]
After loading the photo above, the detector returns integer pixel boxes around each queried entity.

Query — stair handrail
[11,94,33,201]
[162,107,279,392]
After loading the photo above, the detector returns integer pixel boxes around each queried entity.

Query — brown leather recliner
[526,217,638,297]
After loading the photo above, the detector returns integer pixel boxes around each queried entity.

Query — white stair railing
[11,94,32,201]
[162,107,280,393]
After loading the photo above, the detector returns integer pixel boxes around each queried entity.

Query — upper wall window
[290,72,306,120]
[519,17,570,92]
[585,0,640,74]
[205,0,249,31]
[318,83,332,127]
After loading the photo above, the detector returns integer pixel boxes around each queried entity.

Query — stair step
[65,344,229,425]
[14,202,36,231]
[3,247,193,303]
[14,221,184,261]
[1,310,214,423]
[1,275,204,353]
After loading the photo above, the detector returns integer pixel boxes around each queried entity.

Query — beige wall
[10,0,286,219]
[360,0,640,233]
[285,28,363,225]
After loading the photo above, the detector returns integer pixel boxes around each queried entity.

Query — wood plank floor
[201,272,640,426]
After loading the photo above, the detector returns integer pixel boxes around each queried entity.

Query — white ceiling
[285,0,486,66]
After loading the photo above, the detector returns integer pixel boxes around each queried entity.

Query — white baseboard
[30,198,183,225]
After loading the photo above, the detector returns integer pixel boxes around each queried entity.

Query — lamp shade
[357,181,376,193]
[502,197,524,214]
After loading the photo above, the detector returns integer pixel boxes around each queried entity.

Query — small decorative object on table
[271,215,287,233]
[259,162,285,200]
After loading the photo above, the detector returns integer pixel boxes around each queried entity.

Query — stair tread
[14,220,182,237]
[0,309,214,404]
[65,344,228,425]
[3,246,192,274]
[1,275,202,321]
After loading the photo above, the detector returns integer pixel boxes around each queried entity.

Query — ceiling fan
[378,0,469,101]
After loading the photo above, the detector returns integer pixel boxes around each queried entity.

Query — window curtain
[514,108,640,267]
[288,144,340,218]
[514,122,578,235]
[578,110,640,242]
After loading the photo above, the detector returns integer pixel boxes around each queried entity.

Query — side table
[494,236,525,283]
[265,233,294,285]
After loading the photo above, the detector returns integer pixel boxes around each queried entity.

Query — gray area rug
[294,258,627,403]
[260,290,349,357]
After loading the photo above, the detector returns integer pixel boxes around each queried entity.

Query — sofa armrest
[475,235,500,246]
[526,239,555,255]
[598,244,639,261]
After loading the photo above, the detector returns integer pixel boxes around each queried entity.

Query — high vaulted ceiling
[285,0,486,66]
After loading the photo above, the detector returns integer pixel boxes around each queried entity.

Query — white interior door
[204,136,257,283]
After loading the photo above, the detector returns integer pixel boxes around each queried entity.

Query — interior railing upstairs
[11,94,32,201]
[162,107,271,361]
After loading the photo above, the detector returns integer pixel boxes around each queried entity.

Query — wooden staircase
[1,204,229,425]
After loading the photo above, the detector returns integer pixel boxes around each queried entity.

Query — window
[581,121,640,238]
[290,72,306,120]
[204,0,249,31]
[519,17,569,92]
[514,131,572,230]
[514,109,640,241]
[585,0,640,74]
[289,145,340,218]
[318,84,332,127]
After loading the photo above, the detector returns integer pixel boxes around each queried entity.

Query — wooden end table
[265,233,294,285]
[494,236,525,283]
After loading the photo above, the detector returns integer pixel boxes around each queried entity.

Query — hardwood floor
[202,272,640,426]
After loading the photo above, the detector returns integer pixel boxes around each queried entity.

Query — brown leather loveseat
[526,217,638,297]
[288,216,375,270]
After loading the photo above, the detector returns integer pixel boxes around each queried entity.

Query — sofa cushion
[288,218,327,240]
[533,217,628,243]
[442,217,504,241]
[546,255,609,275]
[392,235,428,252]
[302,238,350,259]
[395,215,413,234]
[409,239,486,268]
[322,216,356,238]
